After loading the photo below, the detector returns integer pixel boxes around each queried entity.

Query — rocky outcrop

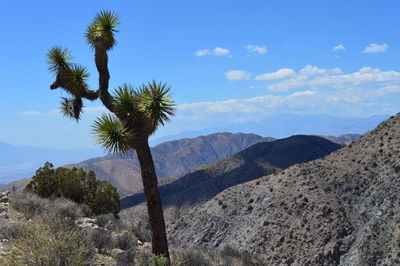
[168,113,400,265]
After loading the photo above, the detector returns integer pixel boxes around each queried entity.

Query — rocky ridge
[121,135,341,209]
[168,113,400,265]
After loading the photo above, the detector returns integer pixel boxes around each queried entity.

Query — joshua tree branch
[94,40,114,112]
[49,43,116,113]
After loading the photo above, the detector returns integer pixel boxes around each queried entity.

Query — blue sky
[1,0,399,149]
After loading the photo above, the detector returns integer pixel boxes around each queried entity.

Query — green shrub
[26,162,120,215]
[137,252,169,266]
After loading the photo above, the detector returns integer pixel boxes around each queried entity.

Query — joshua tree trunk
[136,138,170,260]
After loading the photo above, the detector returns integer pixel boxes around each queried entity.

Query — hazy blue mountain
[0,142,103,184]
[151,113,388,145]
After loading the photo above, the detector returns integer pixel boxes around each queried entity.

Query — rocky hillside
[0,178,30,192]
[121,135,341,208]
[322,134,361,145]
[168,113,400,265]
[67,133,274,194]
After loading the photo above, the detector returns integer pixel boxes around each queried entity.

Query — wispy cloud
[363,43,388,53]
[19,110,44,116]
[246,45,267,55]
[255,68,295,81]
[225,70,251,81]
[84,106,107,113]
[332,44,346,52]
[194,47,231,57]
[20,106,107,117]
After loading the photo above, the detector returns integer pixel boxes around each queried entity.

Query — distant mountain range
[121,135,341,208]
[151,113,387,145]
[0,142,103,184]
[0,132,361,194]
[0,113,385,185]
[67,133,274,194]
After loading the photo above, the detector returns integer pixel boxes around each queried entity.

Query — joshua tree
[46,11,174,259]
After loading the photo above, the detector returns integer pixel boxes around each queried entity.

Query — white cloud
[289,90,317,97]
[20,106,107,117]
[299,65,342,76]
[174,65,400,123]
[255,68,295,81]
[178,90,323,117]
[194,49,210,57]
[19,110,44,116]
[225,70,251,81]
[49,109,60,114]
[266,66,400,92]
[84,106,107,113]
[363,43,388,53]
[194,47,231,57]
[213,47,230,56]
[246,45,267,55]
[332,44,346,52]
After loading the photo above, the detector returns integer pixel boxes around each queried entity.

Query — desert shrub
[50,197,87,224]
[137,252,169,266]
[90,228,113,251]
[172,249,211,266]
[1,219,93,266]
[26,162,120,215]
[115,231,134,251]
[9,191,86,224]
[116,249,135,266]
[219,245,264,266]
[0,222,23,240]
[131,221,151,243]
[95,213,116,228]
[9,190,49,217]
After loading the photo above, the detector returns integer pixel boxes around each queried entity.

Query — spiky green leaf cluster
[93,82,175,153]
[60,97,83,121]
[47,46,72,73]
[85,10,119,50]
[66,65,90,96]
[92,114,133,154]
[47,47,90,96]
[137,81,175,128]
[112,83,140,121]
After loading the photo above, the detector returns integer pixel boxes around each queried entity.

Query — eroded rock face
[168,113,400,265]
